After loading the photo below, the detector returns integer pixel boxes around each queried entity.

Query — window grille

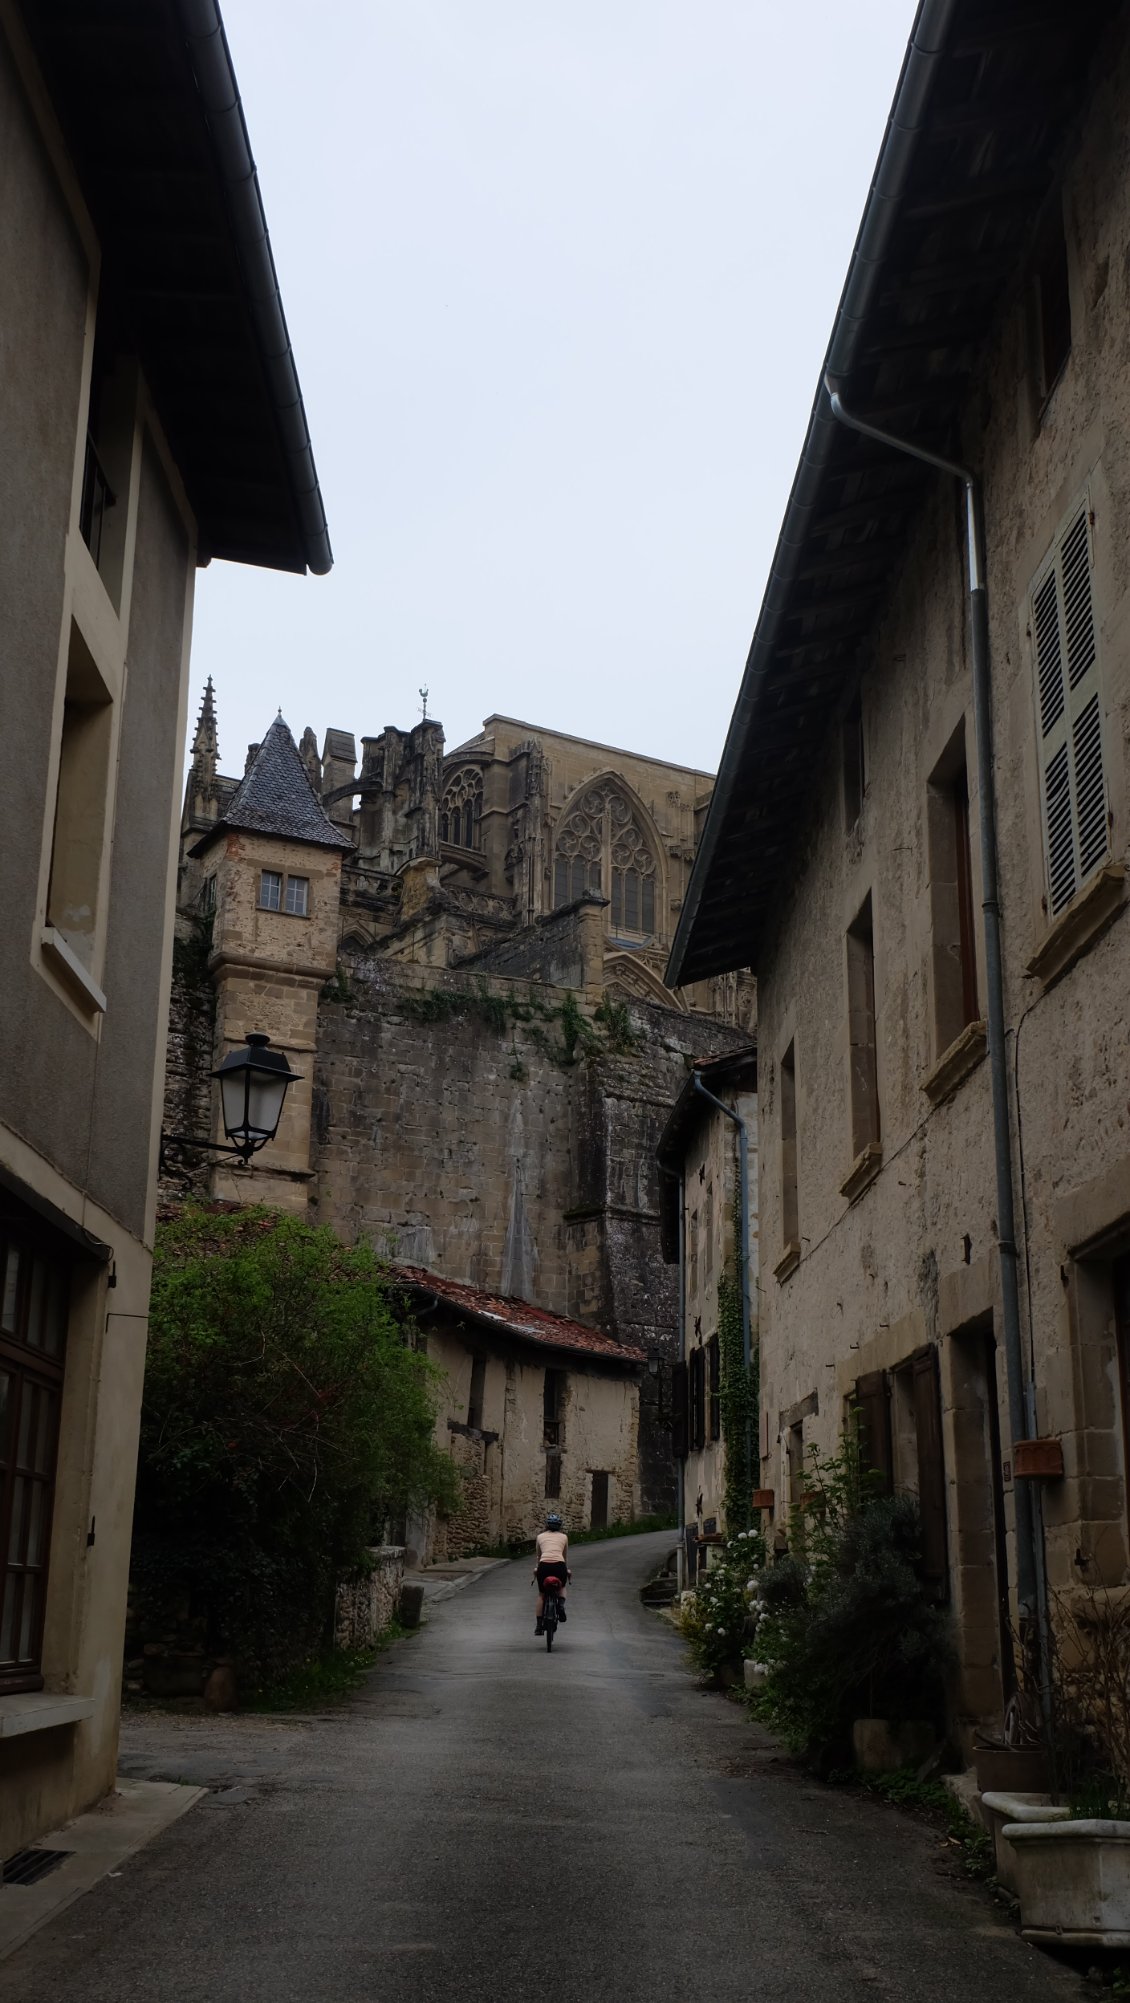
[284,875,309,917]
[1032,500,1107,917]
[259,870,282,911]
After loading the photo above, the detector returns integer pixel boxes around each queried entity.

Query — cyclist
[533,1513,571,1635]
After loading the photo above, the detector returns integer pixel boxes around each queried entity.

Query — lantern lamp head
[211,1032,302,1160]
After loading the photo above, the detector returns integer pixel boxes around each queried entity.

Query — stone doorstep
[0,1777,204,1964]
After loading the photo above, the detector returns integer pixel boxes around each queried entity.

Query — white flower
[717,1630,726,1638]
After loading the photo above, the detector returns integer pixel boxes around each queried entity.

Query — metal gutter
[174,0,332,576]
[666,0,958,987]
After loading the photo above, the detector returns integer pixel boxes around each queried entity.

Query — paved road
[1,1533,1080,2003]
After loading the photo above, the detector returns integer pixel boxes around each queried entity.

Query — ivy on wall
[718,1190,758,1534]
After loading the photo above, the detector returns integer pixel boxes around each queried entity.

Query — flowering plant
[677,1529,767,1677]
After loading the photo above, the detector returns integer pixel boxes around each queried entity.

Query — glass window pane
[43,1268,67,1358]
[26,1259,47,1349]
[25,1480,47,1568]
[285,876,308,916]
[18,1572,39,1662]
[16,1385,33,1469]
[1,1244,21,1333]
[624,871,639,931]
[571,858,585,901]
[8,1473,28,1564]
[611,872,621,929]
[34,1386,56,1475]
[643,876,655,933]
[554,857,566,906]
[0,1574,18,1663]
[259,871,281,911]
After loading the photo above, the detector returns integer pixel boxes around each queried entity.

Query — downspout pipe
[692,1076,753,1510]
[676,1167,687,1593]
[824,383,1043,1646]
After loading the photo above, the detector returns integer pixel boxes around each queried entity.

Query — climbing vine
[718,1193,758,1534]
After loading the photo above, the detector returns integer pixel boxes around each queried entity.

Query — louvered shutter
[690,1346,706,1452]
[911,1347,949,1604]
[854,1370,893,1495]
[1032,501,1108,916]
[671,1361,688,1462]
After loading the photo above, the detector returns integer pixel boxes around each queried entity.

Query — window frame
[0,1215,71,1694]
[259,869,282,912]
[284,874,309,918]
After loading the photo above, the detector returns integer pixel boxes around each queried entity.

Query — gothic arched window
[553,782,657,937]
[440,767,483,850]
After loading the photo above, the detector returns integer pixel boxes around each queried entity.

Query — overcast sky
[190,1,914,783]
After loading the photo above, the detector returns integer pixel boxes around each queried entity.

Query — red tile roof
[389,1265,647,1364]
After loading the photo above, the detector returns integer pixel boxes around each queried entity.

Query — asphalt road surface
[1,1531,1081,2003]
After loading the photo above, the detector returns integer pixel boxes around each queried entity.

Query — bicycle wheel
[546,1620,554,1651]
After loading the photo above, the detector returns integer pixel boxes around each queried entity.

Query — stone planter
[1006,1818,1130,1947]
[979,1793,1071,1895]
[851,1718,937,1774]
[974,1747,1051,1794]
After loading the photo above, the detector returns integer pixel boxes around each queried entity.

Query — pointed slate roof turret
[189,713,353,856]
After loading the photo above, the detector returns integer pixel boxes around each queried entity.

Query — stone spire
[190,677,219,784]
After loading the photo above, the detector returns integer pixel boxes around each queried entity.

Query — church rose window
[440,768,483,850]
[553,782,657,936]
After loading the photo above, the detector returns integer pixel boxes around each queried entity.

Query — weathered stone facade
[167,701,752,1520]
[666,3,1130,1748]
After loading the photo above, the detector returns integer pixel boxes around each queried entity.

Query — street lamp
[161,1031,302,1170]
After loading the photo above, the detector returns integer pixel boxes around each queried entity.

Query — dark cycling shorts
[537,1561,567,1590]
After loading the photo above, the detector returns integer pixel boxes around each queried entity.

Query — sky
[190,1,915,784]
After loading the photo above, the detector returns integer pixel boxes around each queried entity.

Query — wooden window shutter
[690,1346,706,1453]
[911,1347,949,1603]
[1032,501,1107,916]
[854,1369,893,1494]
[707,1334,721,1442]
[671,1360,688,1461]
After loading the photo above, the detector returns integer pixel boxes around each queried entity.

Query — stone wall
[310,954,743,1512]
[159,919,216,1202]
[334,1547,406,1650]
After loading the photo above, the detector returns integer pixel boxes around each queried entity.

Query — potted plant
[1005,1581,1130,1948]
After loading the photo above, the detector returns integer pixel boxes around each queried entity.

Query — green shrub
[677,1530,766,1678]
[134,1206,459,1692]
[749,1445,953,1761]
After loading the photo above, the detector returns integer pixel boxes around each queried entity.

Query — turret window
[259,870,309,917]
[259,870,282,911]
[284,875,309,917]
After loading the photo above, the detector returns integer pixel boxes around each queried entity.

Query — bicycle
[540,1572,565,1651]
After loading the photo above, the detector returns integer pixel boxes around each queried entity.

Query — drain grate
[2,1847,73,1887]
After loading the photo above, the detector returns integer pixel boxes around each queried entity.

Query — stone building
[167,698,753,1528]
[0,0,327,1857]
[390,1268,646,1559]
[668,0,1130,1747]
[657,1048,758,1581]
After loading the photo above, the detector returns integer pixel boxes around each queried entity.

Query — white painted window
[1031,498,1107,917]
[284,875,309,917]
[259,869,281,911]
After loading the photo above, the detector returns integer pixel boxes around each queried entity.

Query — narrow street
[2,1533,1080,2003]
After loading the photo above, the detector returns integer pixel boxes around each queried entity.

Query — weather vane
[419,685,429,720]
